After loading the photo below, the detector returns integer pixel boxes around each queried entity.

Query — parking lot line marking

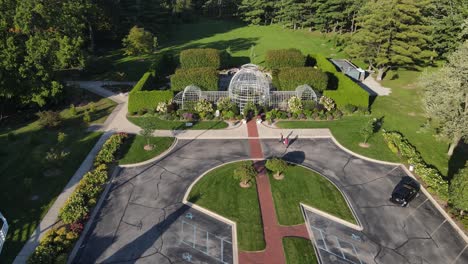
[335,237,346,259]
[450,245,467,264]
[430,219,447,237]
[351,242,363,264]
[405,198,428,220]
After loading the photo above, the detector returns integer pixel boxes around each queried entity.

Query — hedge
[382,131,448,200]
[275,67,328,91]
[131,71,155,93]
[265,49,306,69]
[180,48,221,69]
[313,54,369,107]
[128,71,174,114]
[128,90,174,114]
[29,133,128,264]
[170,67,219,91]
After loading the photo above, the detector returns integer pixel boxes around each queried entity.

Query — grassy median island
[283,237,318,264]
[187,161,265,251]
[269,164,356,225]
[119,135,175,165]
[128,116,228,130]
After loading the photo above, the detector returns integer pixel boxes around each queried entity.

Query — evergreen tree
[426,0,468,58]
[239,0,277,25]
[346,0,436,80]
[275,0,306,29]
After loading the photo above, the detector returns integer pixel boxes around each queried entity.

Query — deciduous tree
[420,41,468,155]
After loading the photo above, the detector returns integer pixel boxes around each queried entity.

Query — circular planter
[273,173,285,180]
[239,181,252,188]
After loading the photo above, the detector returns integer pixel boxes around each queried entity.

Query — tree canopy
[419,41,468,155]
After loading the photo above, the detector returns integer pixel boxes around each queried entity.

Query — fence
[0,212,8,255]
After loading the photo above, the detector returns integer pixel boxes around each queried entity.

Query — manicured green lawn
[283,237,318,264]
[376,68,467,177]
[128,116,228,130]
[0,88,116,262]
[277,116,400,163]
[119,135,175,165]
[89,19,342,81]
[269,165,356,225]
[187,161,265,251]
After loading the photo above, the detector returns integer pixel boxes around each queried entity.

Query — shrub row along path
[239,120,310,264]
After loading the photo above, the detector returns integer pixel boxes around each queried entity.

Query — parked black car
[390,176,420,207]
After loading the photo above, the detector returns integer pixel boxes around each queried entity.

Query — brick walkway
[240,120,310,264]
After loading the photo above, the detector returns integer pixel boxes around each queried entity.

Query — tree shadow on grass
[447,142,468,181]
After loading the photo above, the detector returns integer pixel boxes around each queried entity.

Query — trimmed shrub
[275,67,328,91]
[313,54,369,107]
[128,90,173,115]
[28,227,79,264]
[180,48,221,69]
[382,131,448,199]
[94,133,128,166]
[265,49,306,69]
[171,67,219,91]
[130,71,155,93]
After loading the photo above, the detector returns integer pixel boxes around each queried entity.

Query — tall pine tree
[346,0,436,80]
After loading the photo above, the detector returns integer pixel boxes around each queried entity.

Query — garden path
[239,120,311,264]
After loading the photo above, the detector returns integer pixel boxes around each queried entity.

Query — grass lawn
[269,165,356,225]
[187,161,265,251]
[119,135,175,165]
[283,237,318,264]
[128,116,229,130]
[87,19,342,81]
[375,68,467,178]
[0,88,116,262]
[277,116,400,163]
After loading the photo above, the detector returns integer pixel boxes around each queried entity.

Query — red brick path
[240,120,310,264]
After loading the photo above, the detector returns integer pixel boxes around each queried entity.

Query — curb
[12,132,113,264]
[67,166,121,264]
[400,165,468,244]
[300,203,363,231]
[182,159,264,264]
[119,138,178,168]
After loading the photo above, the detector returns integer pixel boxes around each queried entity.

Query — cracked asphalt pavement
[74,138,467,264]
[262,138,468,264]
[73,139,250,264]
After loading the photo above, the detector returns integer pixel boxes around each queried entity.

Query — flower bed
[28,133,128,264]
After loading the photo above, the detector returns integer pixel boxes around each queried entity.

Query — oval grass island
[187,160,356,263]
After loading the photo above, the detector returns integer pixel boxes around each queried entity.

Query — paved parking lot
[262,138,468,264]
[74,138,467,264]
[73,139,250,263]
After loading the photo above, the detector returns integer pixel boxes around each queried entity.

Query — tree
[233,161,257,187]
[139,120,155,150]
[360,118,375,144]
[346,0,436,80]
[449,162,468,215]
[122,26,155,55]
[426,0,468,58]
[265,158,288,179]
[238,0,277,25]
[0,0,89,113]
[419,41,468,155]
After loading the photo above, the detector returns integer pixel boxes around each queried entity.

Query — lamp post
[0,212,8,255]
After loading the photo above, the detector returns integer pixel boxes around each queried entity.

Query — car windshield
[403,184,414,189]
